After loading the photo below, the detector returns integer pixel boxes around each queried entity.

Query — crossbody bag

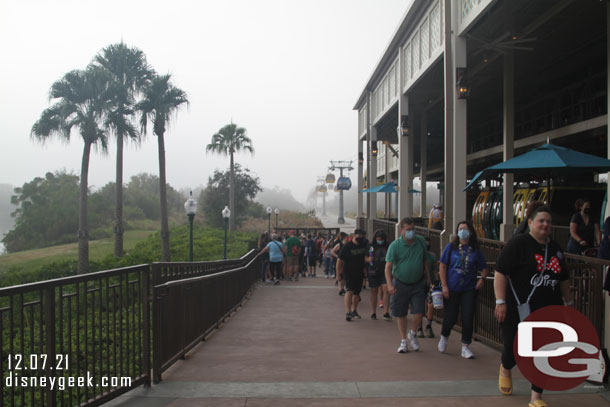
[508,243,547,321]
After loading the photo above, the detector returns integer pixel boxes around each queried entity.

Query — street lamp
[274,208,279,230]
[184,191,197,262]
[222,206,231,259]
[266,206,272,235]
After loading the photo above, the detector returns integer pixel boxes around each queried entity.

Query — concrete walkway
[105,274,610,407]
[317,211,356,234]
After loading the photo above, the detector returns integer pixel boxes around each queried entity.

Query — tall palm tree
[206,123,254,230]
[94,42,152,257]
[31,66,112,273]
[136,73,188,261]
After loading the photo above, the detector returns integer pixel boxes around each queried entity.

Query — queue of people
[256,203,584,406]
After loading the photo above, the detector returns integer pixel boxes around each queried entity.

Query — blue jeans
[440,289,476,345]
[323,257,332,276]
[260,259,269,281]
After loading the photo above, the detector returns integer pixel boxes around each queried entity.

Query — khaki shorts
[286,256,299,267]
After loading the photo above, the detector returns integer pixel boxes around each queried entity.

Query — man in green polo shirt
[385,217,430,353]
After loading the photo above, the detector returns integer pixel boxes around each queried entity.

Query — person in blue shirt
[437,221,489,359]
[257,233,286,285]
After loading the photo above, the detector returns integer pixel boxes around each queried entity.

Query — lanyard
[509,243,548,305]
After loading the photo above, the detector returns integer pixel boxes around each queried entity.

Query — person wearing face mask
[385,218,430,353]
[367,230,391,321]
[337,229,369,321]
[437,221,488,359]
[567,198,601,255]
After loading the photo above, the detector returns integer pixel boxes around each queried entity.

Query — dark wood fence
[152,254,261,383]
[0,264,151,407]
[0,250,259,407]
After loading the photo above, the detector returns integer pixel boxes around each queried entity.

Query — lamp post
[266,206,272,235]
[184,192,197,262]
[274,208,279,230]
[222,206,231,259]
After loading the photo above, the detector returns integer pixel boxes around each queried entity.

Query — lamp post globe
[266,206,272,235]
[222,206,231,259]
[184,192,197,262]
[274,208,279,230]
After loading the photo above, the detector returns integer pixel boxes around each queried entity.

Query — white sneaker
[438,335,448,353]
[397,340,408,353]
[461,345,474,359]
[407,330,420,351]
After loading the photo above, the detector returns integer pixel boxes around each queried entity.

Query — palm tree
[31,66,112,273]
[94,42,152,257]
[206,123,254,230]
[136,73,188,261]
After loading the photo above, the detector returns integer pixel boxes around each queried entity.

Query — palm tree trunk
[229,151,235,230]
[78,141,91,274]
[157,131,171,261]
[114,132,124,257]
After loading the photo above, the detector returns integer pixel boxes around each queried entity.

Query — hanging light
[398,115,409,137]
[371,140,378,156]
[456,67,470,99]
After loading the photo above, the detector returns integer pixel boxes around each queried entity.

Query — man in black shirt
[337,229,368,321]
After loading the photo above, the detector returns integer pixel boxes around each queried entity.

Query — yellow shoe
[498,364,512,395]
[528,400,549,407]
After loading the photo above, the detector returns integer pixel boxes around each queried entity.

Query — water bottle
[369,246,374,267]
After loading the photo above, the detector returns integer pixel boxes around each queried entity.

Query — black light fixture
[456,67,470,99]
[358,151,364,164]
[399,115,409,136]
[371,140,378,157]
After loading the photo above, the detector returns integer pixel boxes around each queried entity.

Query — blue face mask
[376,239,384,245]
[457,229,470,240]
[404,230,415,240]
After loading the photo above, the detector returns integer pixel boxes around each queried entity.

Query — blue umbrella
[362,182,398,193]
[362,182,421,194]
[464,144,610,191]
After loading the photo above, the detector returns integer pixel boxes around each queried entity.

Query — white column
[452,22,467,232]
[368,125,378,236]
[420,113,428,218]
[357,138,364,218]
[442,0,454,246]
[600,2,610,349]
[398,94,413,221]
[385,143,390,217]
[500,52,515,241]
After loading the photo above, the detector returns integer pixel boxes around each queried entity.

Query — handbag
[509,243,548,321]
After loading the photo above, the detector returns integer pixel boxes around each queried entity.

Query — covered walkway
[105,274,609,406]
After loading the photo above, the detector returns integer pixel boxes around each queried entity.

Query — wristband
[495,299,506,305]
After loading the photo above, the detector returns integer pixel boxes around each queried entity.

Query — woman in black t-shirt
[567,198,601,255]
[494,202,573,407]
[367,230,390,320]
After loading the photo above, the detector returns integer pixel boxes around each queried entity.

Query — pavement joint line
[115,380,607,399]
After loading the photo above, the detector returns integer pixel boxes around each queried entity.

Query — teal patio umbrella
[464,144,610,194]
[362,182,421,194]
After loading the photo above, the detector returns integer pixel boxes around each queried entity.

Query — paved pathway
[317,211,356,234]
[105,274,609,407]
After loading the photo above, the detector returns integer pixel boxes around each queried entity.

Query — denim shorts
[390,278,426,317]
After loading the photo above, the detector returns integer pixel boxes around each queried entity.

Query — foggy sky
[0,0,410,204]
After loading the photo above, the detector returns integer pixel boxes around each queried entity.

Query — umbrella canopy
[362,182,398,193]
[362,182,422,194]
[464,144,610,191]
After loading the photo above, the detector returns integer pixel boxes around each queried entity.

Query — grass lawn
[0,230,156,271]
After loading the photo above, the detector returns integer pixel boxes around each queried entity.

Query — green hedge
[0,225,257,288]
